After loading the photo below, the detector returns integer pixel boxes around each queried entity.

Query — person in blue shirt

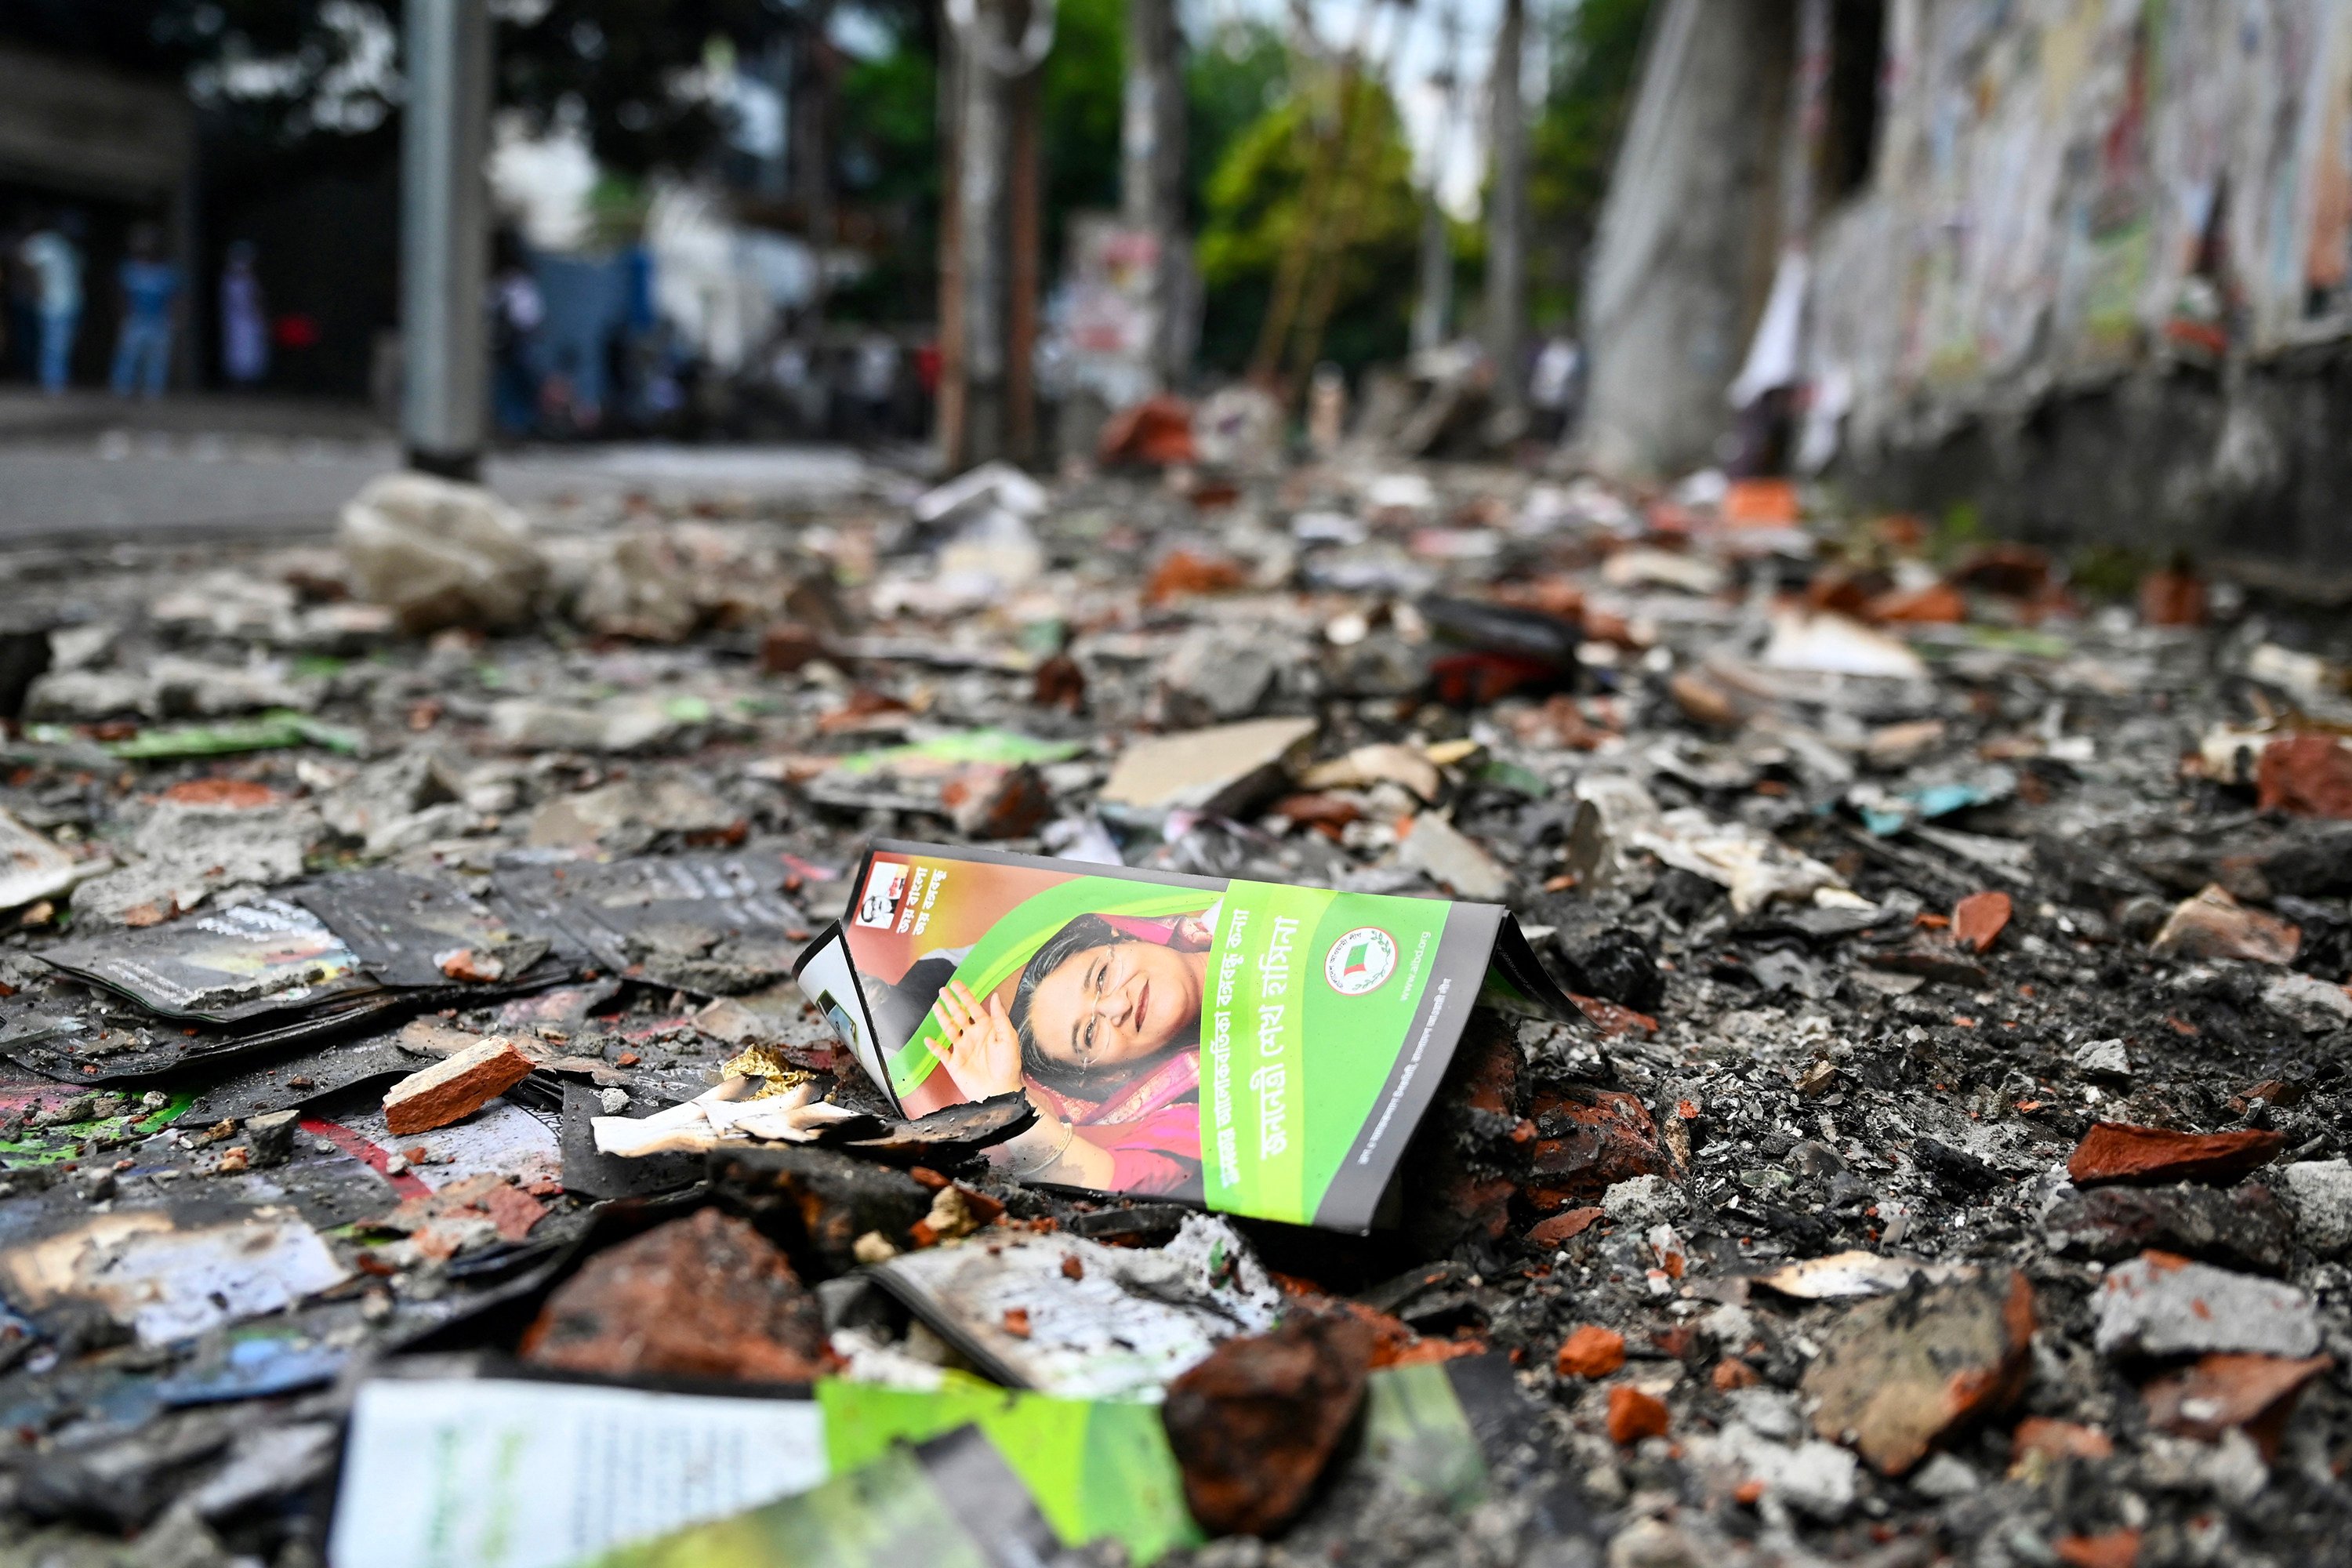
[110,223,182,399]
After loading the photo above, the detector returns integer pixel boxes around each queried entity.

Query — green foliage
[839,38,938,209]
[833,20,939,324]
[1185,20,1291,227]
[1194,71,1421,375]
[1043,0,1127,257]
[1528,0,1652,327]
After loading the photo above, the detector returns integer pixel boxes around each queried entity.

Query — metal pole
[401,0,491,478]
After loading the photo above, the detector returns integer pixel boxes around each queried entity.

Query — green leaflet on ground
[833,728,1085,777]
[1359,1359,1489,1509]
[102,710,363,759]
[0,1091,194,1168]
[585,1365,1497,1568]
[590,1379,1199,1567]
[817,1379,1200,1562]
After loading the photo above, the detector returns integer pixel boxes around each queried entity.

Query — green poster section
[589,1443,992,1568]
[581,1363,1494,1568]
[1359,1359,1488,1510]
[817,1377,1200,1562]
[1204,880,1454,1224]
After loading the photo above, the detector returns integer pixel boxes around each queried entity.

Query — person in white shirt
[20,215,82,395]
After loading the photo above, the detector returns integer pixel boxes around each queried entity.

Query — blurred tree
[1196,71,1419,376]
[1527,0,1652,328]
[0,0,813,176]
[829,12,938,321]
[1183,19,1288,229]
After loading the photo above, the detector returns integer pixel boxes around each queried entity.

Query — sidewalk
[0,388,878,546]
[0,387,391,445]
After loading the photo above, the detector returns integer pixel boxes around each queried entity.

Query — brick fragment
[1606,1385,1669,1445]
[1951,891,2012,953]
[2150,884,2299,965]
[383,1036,535,1136]
[1161,1312,1375,1537]
[1556,1325,1626,1379]
[521,1208,827,1382]
[2066,1122,2285,1189]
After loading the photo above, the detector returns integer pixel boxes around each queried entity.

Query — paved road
[0,393,882,546]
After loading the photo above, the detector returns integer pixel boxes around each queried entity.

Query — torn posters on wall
[792,840,1574,1232]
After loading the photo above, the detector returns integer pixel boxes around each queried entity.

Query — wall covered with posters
[1817,0,2352,458]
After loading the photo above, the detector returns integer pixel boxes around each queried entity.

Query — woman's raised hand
[929,978,1024,1099]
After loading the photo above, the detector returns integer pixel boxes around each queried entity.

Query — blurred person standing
[220,241,269,387]
[110,223,181,399]
[1529,335,1583,442]
[490,253,545,436]
[20,213,83,394]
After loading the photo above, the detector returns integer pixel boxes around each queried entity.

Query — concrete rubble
[0,452,2347,1566]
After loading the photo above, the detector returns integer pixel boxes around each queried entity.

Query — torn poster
[792,840,1575,1231]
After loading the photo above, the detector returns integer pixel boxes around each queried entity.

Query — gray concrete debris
[339,472,546,633]
[2071,1038,2132,1077]
[2280,1160,2352,1256]
[1395,811,1510,902]
[2094,1253,2321,1359]
[2261,971,2352,1033]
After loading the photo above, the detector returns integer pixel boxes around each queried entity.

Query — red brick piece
[2009,1416,2114,1467]
[1524,1087,1673,1209]
[383,1036,535,1136]
[521,1208,828,1382]
[1606,1385,1669,1445]
[2054,1530,2141,1568]
[1526,1207,1606,1247]
[1557,1326,1626,1379]
[1952,891,2013,954]
[2066,1122,2285,1189]
[2257,735,2352,820]
[1160,1312,1376,1537]
[2142,1352,2332,1456]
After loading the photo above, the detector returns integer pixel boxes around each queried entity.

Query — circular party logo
[1324,927,1399,996]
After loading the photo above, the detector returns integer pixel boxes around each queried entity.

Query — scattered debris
[4,455,2352,1563]
[1801,1271,2034,1475]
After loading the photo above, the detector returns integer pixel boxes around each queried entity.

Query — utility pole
[790,2,837,318]
[1122,0,1187,389]
[939,0,1053,468]
[1483,0,1527,434]
[1411,0,1465,354]
[400,0,492,479]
